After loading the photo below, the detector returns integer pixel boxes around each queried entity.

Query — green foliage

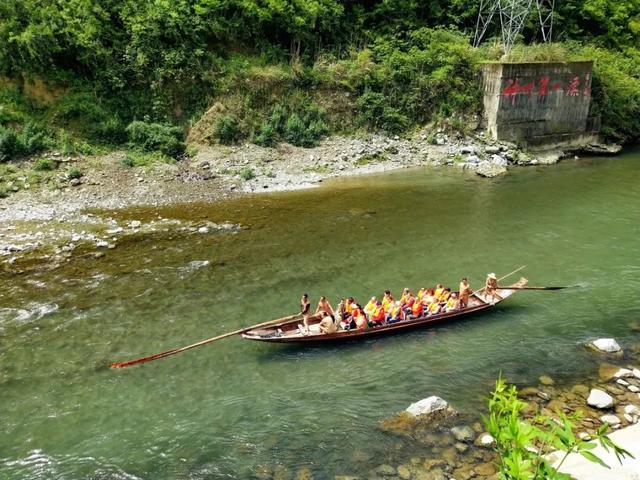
[126,121,185,157]
[355,91,409,133]
[66,168,83,180]
[33,158,55,171]
[0,127,21,162]
[486,377,633,480]
[0,122,50,161]
[121,150,173,168]
[239,167,255,180]
[214,116,240,145]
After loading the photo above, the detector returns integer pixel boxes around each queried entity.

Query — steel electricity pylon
[473,0,555,52]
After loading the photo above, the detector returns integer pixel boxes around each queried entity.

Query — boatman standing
[300,293,311,332]
[484,273,501,305]
[459,278,472,308]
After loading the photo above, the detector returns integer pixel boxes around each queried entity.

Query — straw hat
[488,273,497,280]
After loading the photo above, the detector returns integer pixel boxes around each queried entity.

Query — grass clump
[239,167,255,180]
[214,116,241,145]
[66,168,83,179]
[126,121,185,158]
[33,158,56,171]
[121,151,173,168]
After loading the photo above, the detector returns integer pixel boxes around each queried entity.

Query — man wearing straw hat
[484,273,501,305]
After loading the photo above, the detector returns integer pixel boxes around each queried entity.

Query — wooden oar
[110,313,302,369]
[502,285,575,291]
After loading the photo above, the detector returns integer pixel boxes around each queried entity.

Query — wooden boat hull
[242,278,528,344]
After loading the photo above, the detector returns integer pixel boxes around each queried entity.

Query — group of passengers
[300,277,479,334]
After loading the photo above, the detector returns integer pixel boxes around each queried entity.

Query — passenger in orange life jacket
[410,298,424,318]
[352,304,367,330]
[370,300,386,326]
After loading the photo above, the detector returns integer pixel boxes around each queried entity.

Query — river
[1,149,639,479]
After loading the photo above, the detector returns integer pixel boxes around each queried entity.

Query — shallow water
[1,150,640,479]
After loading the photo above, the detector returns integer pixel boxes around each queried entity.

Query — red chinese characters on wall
[501,73,591,105]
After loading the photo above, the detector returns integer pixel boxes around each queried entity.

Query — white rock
[197,227,209,234]
[624,405,640,416]
[629,385,640,393]
[451,425,475,443]
[478,433,495,446]
[485,145,500,154]
[600,414,621,426]
[460,146,476,154]
[96,240,109,248]
[466,154,481,164]
[618,379,630,387]
[587,389,614,409]
[491,154,508,167]
[614,368,634,378]
[624,414,633,423]
[406,396,448,417]
[633,369,640,380]
[592,338,621,353]
[130,220,141,228]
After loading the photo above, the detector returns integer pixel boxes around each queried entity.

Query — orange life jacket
[371,305,385,322]
[411,301,423,316]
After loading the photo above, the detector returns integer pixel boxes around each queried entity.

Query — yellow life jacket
[372,305,385,321]
[440,291,450,302]
[428,302,440,313]
[434,287,444,300]
[382,296,392,312]
[446,298,457,310]
[364,300,376,316]
[345,303,354,314]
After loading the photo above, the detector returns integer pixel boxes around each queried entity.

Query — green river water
[1,149,639,479]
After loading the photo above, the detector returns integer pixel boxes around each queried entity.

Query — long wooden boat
[242,277,528,344]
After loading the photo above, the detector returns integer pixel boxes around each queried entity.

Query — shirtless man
[300,293,311,332]
[315,295,335,319]
[459,278,472,308]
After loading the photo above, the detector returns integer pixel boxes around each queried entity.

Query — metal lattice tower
[473,0,555,52]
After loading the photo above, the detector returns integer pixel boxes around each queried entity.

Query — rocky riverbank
[0,130,621,274]
[323,334,640,480]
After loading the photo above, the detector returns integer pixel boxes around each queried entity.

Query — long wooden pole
[110,313,302,369]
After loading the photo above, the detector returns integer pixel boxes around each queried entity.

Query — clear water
[1,149,639,478]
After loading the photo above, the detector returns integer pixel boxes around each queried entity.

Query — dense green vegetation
[0,0,638,161]
[486,377,631,480]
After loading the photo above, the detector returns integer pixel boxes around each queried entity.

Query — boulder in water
[589,338,622,353]
[476,160,507,178]
[406,396,448,417]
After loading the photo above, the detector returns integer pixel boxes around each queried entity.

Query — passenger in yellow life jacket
[444,292,459,312]
[364,297,377,317]
[427,300,441,315]
[440,288,451,302]
[370,301,386,325]
[382,290,393,312]
[343,297,355,319]
[434,284,445,300]
[417,287,426,301]
[400,288,411,306]
[387,301,405,323]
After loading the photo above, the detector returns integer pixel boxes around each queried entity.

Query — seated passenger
[382,290,394,312]
[343,297,355,320]
[352,304,368,330]
[423,288,437,304]
[370,300,386,326]
[319,311,337,334]
[400,288,411,307]
[427,300,441,315]
[434,284,445,301]
[440,288,451,302]
[364,296,377,317]
[387,301,405,323]
[444,293,459,312]
[410,299,424,318]
[403,293,416,314]
[417,287,426,302]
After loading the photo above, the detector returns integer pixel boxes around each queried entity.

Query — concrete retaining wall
[481,61,597,147]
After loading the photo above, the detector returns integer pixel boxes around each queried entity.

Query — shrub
[33,158,56,171]
[283,105,328,147]
[67,168,83,179]
[214,116,241,145]
[486,377,631,479]
[126,121,185,157]
[239,167,255,180]
[0,185,8,198]
[355,91,409,133]
[121,150,172,167]
[0,127,22,162]
[252,120,278,147]
[19,122,49,155]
